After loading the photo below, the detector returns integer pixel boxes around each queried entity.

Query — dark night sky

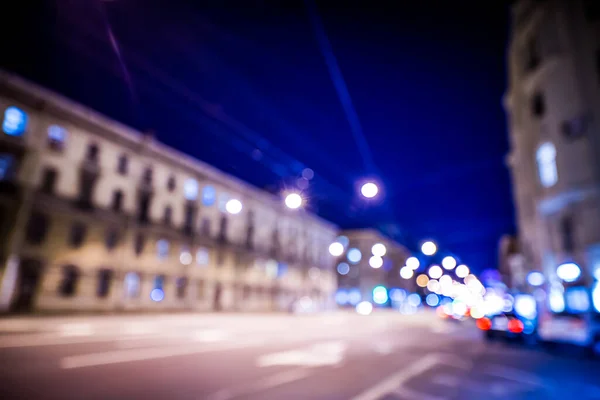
[3,0,515,273]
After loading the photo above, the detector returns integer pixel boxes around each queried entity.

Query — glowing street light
[284,193,303,209]
[360,182,379,198]
[400,266,414,279]
[416,274,429,287]
[225,199,243,214]
[428,265,443,279]
[329,242,344,257]
[421,241,437,256]
[369,255,383,269]
[442,256,457,270]
[455,264,470,278]
[406,256,420,270]
[371,243,387,257]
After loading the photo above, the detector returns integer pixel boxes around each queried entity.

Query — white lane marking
[351,353,470,400]
[484,364,546,388]
[206,368,312,400]
[0,333,155,348]
[432,373,460,387]
[256,341,346,368]
[393,386,447,400]
[60,339,265,369]
[350,353,442,400]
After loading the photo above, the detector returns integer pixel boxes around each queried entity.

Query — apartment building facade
[504,0,600,290]
[0,71,338,313]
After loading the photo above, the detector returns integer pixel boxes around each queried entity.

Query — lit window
[196,247,209,266]
[180,247,192,265]
[184,178,198,200]
[2,106,27,136]
[150,275,165,302]
[0,154,14,180]
[157,239,169,260]
[202,185,216,206]
[536,142,557,187]
[48,125,67,150]
[124,272,140,298]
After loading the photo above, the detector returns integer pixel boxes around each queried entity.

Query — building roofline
[0,69,337,231]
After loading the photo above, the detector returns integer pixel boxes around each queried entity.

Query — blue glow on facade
[3,106,27,136]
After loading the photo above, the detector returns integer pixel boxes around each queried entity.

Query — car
[477,311,537,345]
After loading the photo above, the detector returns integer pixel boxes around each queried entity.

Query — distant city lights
[416,274,429,288]
[421,241,437,256]
[337,262,350,275]
[372,286,388,305]
[428,265,443,279]
[356,301,373,315]
[455,264,469,278]
[347,248,362,264]
[284,193,303,209]
[371,243,387,257]
[442,256,457,270]
[329,242,344,257]
[360,182,379,198]
[225,198,243,214]
[406,256,420,270]
[556,262,581,283]
[348,289,362,305]
[369,255,383,269]
[407,293,422,307]
[527,271,545,287]
[400,266,414,279]
[427,279,440,293]
[426,293,440,307]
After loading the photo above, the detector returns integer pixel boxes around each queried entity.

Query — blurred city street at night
[0,310,599,400]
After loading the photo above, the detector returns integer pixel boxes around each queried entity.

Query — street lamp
[371,243,387,257]
[284,192,303,209]
[428,265,443,279]
[406,256,420,270]
[421,240,437,256]
[328,242,344,257]
[455,264,469,278]
[360,182,379,198]
[400,266,414,279]
[369,255,383,269]
[225,199,243,214]
[442,256,456,270]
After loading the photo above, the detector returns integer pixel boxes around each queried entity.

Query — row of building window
[57,267,311,301]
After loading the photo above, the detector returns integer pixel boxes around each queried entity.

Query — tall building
[504,0,600,288]
[333,229,411,306]
[0,71,338,313]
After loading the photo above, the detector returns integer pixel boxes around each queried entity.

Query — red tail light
[508,319,524,334]
[476,317,492,331]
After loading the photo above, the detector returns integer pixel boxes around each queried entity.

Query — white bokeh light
[527,271,545,287]
[179,251,192,265]
[347,248,362,264]
[427,279,440,293]
[371,243,387,257]
[369,255,383,269]
[455,264,469,278]
[360,182,378,198]
[421,241,437,256]
[428,265,443,279]
[400,266,414,279]
[406,256,420,270]
[442,256,457,270]
[329,242,344,257]
[225,198,243,214]
[337,262,350,275]
[284,193,303,209]
[557,262,581,283]
[356,301,373,315]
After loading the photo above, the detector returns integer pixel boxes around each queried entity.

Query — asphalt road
[0,311,599,400]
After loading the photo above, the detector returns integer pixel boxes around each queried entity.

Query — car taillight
[476,317,492,331]
[508,319,524,334]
